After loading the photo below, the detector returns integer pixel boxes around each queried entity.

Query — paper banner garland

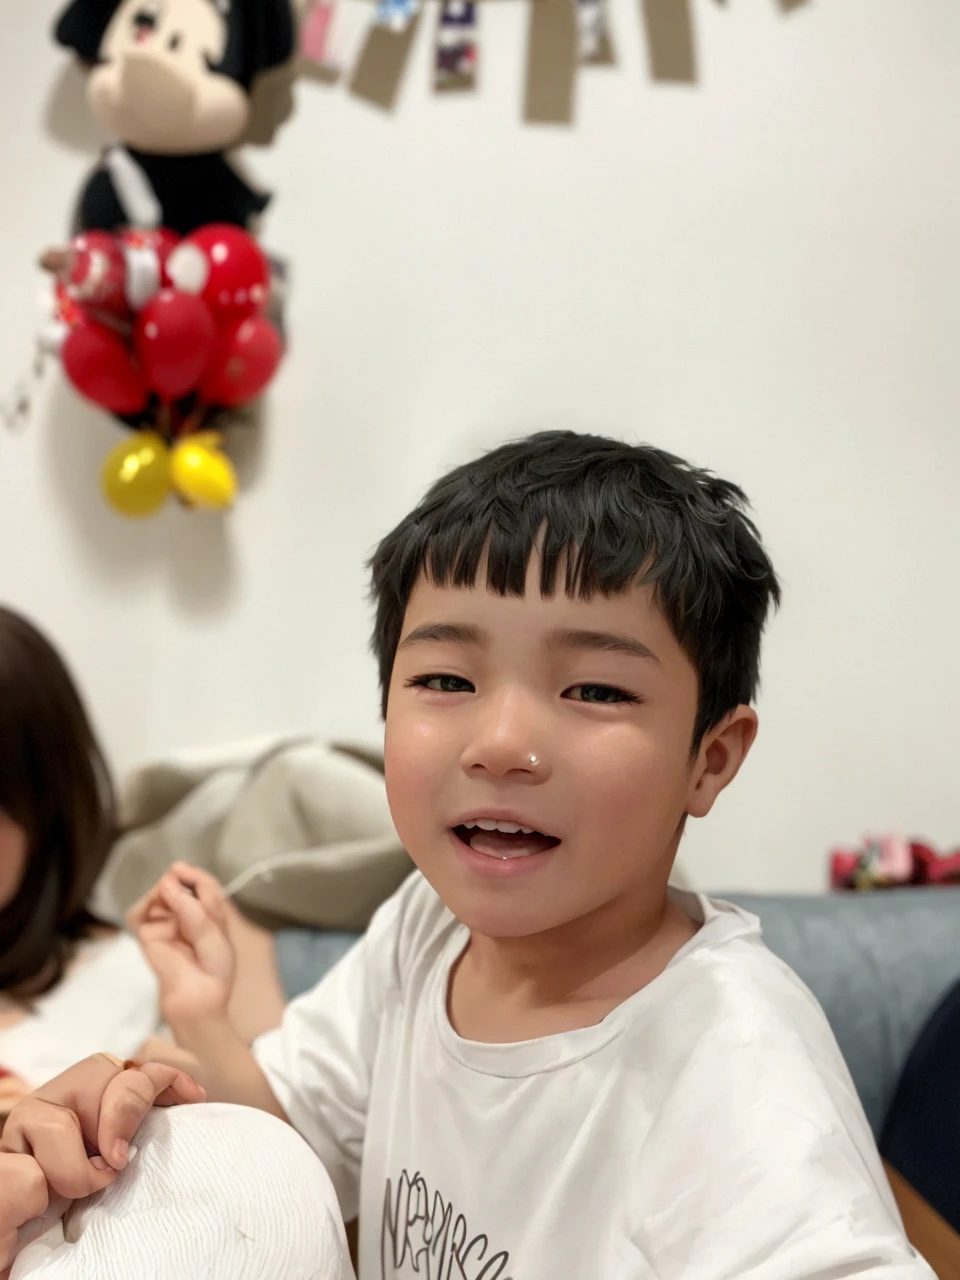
[302,0,811,123]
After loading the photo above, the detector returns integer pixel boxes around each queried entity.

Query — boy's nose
[459,691,551,781]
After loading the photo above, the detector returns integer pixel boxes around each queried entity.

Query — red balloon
[134,289,216,401]
[200,315,283,407]
[62,319,148,415]
[167,224,270,327]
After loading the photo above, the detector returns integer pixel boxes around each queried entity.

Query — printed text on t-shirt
[382,1169,513,1279]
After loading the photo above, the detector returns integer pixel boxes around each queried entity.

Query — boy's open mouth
[452,820,560,861]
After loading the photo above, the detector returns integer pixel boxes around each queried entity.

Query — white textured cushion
[13,1104,352,1279]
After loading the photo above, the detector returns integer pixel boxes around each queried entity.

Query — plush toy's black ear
[54,0,122,64]
[217,0,296,89]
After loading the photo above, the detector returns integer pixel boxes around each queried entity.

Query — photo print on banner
[435,1,479,93]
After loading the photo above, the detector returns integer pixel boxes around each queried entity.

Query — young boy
[6,431,932,1278]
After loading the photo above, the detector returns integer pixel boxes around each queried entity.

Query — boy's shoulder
[370,869,461,984]
[616,890,862,1122]
[639,889,837,1048]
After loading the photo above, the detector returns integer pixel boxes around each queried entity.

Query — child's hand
[132,1037,205,1090]
[128,863,237,1027]
[0,1054,204,1275]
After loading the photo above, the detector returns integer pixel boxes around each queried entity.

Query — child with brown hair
[0,606,114,1000]
[0,608,159,1114]
[0,606,287,1115]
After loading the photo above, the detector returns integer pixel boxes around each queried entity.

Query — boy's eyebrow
[398,622,487,650]
[397,623,659,664]
[546,628,661,664]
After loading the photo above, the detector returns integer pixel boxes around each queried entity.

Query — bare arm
[128,865,287,1117]
[166,1014,287,1118]
[225,906,287,1045]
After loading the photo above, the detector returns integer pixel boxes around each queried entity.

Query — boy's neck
[449,879,699,1043]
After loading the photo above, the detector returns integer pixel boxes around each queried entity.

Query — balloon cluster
[50,224,284,518]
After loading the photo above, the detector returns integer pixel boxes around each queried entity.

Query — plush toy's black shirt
[80,148,270,235]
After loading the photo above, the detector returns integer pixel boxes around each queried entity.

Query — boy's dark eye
[566,684,640,705]
[407,674,475,694]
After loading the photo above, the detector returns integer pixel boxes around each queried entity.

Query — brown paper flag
[524,0,578,125]
[350,11,422,110]
[641,0,697,83]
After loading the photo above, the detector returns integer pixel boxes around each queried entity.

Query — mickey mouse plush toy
[54,0,296,236]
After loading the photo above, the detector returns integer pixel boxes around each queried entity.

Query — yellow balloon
[170,434,238,511]
[101,432,171,519]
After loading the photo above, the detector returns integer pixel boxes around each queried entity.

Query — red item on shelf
[911,842,960,885]
[830,835,960,891]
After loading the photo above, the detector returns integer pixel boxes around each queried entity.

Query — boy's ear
[686,705,758,820]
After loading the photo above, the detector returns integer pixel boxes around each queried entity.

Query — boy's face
[384,559,756,939]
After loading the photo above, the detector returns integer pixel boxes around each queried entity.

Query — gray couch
[275,888,960,1138]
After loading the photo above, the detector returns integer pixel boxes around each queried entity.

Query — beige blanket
[92,737,413,931]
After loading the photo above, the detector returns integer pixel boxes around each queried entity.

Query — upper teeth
[463,819,536,835]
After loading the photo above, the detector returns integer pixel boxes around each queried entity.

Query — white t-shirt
[254,873,933,1280]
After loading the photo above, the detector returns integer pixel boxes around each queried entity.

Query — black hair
[54,0,295,89]
[0,608,115,999]
[369,430,780,748]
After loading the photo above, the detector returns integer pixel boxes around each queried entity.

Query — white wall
[0,0,957,893]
